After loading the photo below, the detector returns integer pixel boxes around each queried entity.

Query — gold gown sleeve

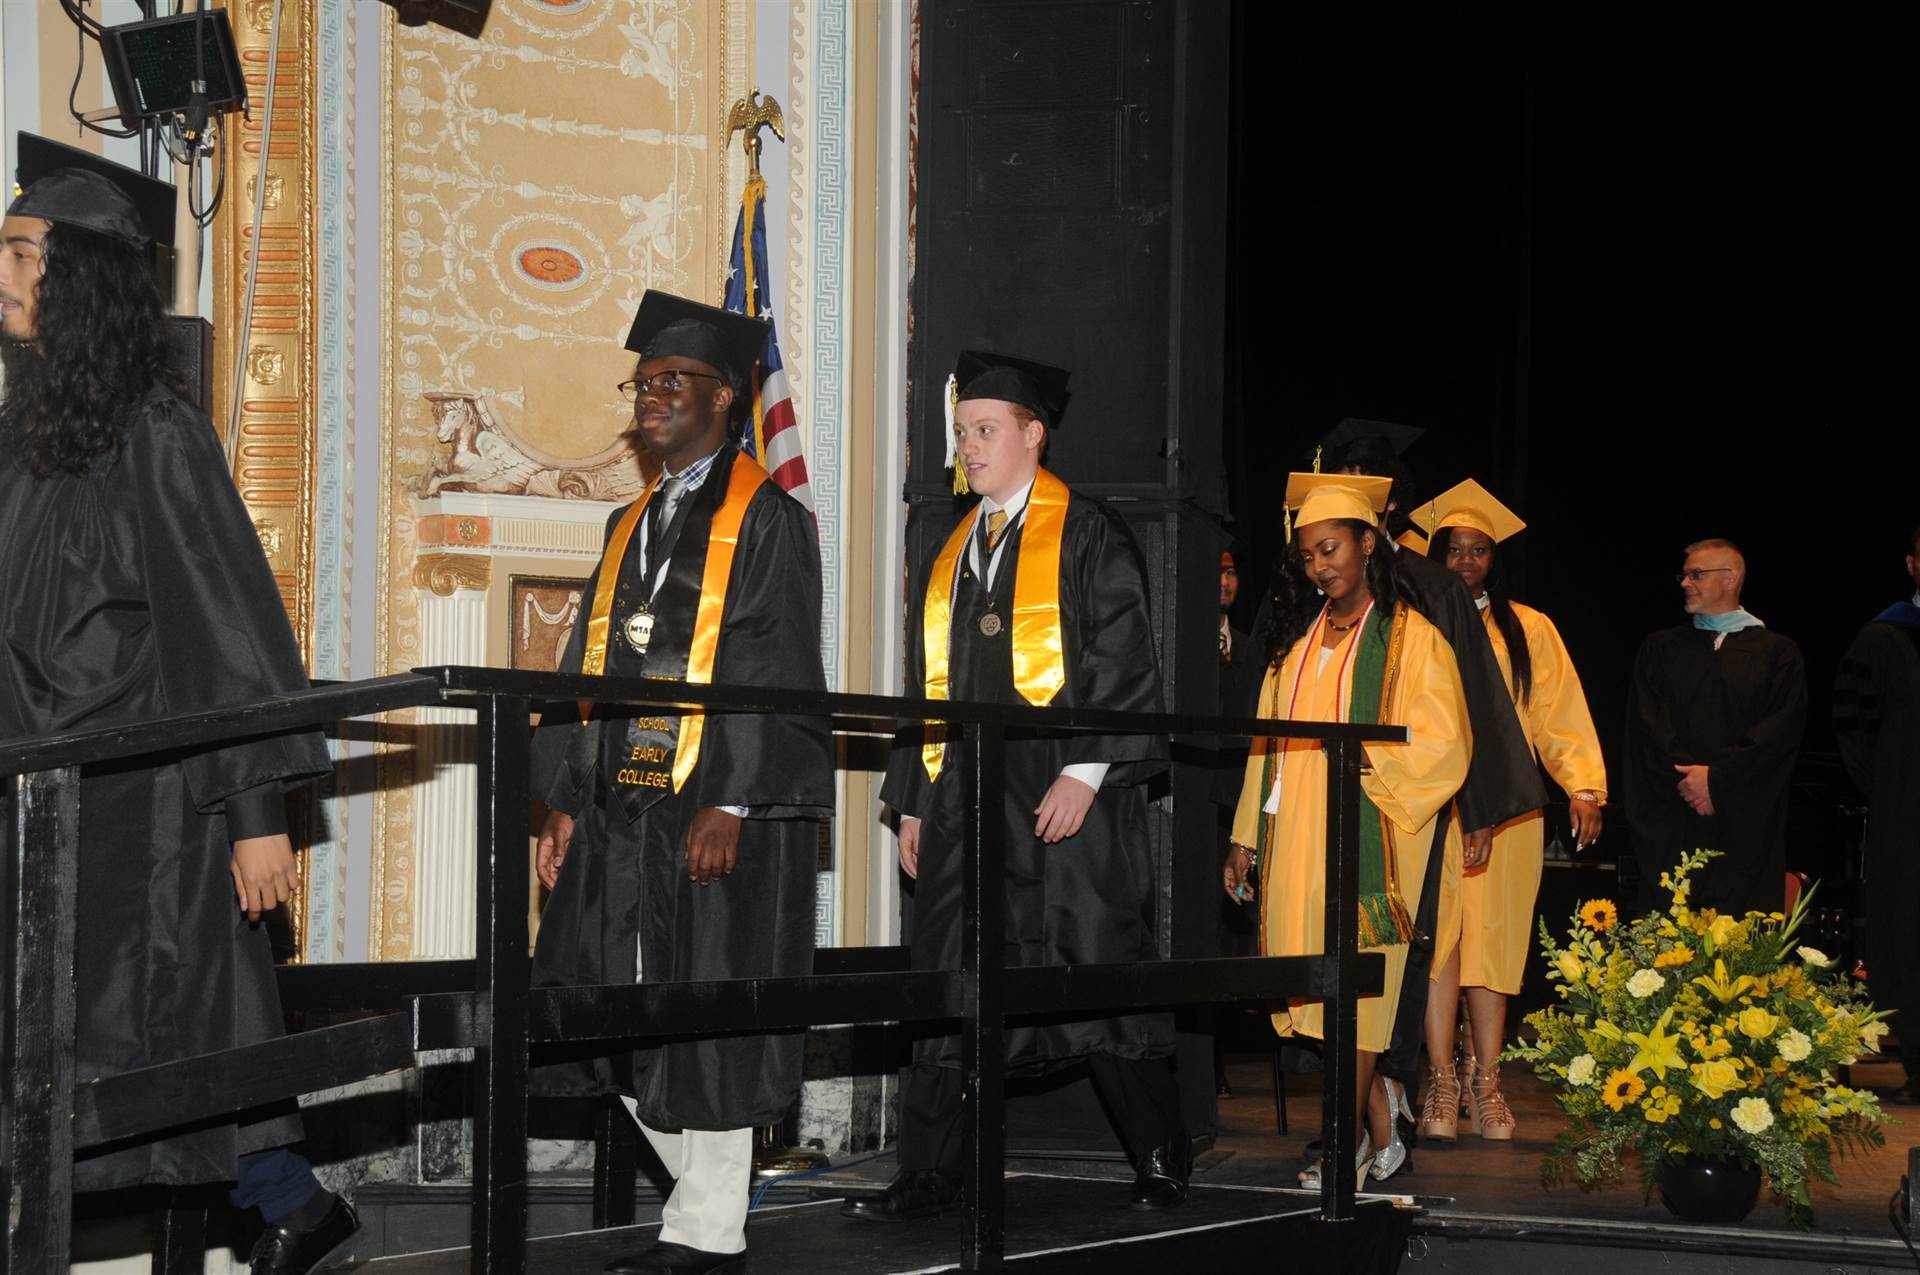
[1516,603,1608,800]
[1232,658,1286,848]
[1361,612,1472,834]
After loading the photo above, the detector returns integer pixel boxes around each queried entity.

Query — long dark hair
[0,221,180,477]
[1428,525,1533,703]
[1262,519,1407,665]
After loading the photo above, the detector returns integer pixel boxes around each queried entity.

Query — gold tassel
[1311,444,1322,474]
[946,374,969,495]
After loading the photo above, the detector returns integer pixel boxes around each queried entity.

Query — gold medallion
[979,612,1003,637]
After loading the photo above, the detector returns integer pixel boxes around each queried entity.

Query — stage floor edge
[1410,1207,1919,1274]
[340,1174,1413,1273]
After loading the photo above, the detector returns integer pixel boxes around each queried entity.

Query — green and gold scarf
[1258,604,1416,948]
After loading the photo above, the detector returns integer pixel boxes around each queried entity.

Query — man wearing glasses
[1623,539,1806,916]
[529,292,833,1275]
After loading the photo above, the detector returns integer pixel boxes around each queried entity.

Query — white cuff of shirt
[716,804,748,817]
[1060,762,1109,792]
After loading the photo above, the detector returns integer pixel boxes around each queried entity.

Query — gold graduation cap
[1407,478,1526,543]
[1282,472,1393,542]
[1396,529,1430,555]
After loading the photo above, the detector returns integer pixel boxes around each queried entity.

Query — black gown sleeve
[1623,632,1684,845]
[1061,501,1167,782]
[691,488,835,817]
[1833,623,1884,797]
[1706,635,1807,806]
[120,397,330,814]
[880,514,948,822]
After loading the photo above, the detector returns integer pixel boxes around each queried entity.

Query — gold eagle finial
[726,89,787,179]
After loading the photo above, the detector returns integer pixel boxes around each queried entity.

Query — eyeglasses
[1675,568,1736,584]
[617,370,726,401]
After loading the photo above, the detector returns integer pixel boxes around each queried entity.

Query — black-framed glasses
[1675,567,1736,583]
[617,370,726,401]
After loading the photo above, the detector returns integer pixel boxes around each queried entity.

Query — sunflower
[1601,1069,1646,1112]
[1579,898,1619,932]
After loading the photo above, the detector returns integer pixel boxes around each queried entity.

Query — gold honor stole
[577,450,771,793]
[920,467,1070,780]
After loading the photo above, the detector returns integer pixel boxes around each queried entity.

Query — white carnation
[1796,946,1831,968]
[1567,1054,1597,1086]
[1776,1028,1812,1063]
[1626,968,1666,999]
[1731,1096,1775,1135]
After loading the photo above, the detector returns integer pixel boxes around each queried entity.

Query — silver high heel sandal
[1371,1077,1415,1181]
[1297,1132,1372,1189]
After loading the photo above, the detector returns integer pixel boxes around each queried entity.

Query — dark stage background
[1222,6,1904,812]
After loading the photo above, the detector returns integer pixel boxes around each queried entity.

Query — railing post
[1,767,80,1274]
[960,723,1006,1272]
[591,1094,638,1229]
[470,697,531,1273]
[1319,738,1361,1223]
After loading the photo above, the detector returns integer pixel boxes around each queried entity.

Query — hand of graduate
[1463,825,1494,871]
[687,807,743,885]
[897,816,922,879]
[1673,764,1715,816]
[1569,798,1604,850]
[230,834,298,922]
[1034,774,1097,844]
[1223,843,1256,904]
[537,811,576,889]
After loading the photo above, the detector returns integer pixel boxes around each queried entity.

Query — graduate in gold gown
[1224,474,1470,1184]
[1409,480,1607,1141]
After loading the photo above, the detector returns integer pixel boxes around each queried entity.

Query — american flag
[723,174,811,511]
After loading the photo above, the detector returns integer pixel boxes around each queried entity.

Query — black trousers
[899,1054,1183,1175]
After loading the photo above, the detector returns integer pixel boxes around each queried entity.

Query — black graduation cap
[952,349,1072,429]
[622,290,770,391]
[1298,416,1426,471]
[9,133,176,250]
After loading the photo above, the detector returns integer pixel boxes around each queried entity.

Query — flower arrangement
[1507,849,1887,1226]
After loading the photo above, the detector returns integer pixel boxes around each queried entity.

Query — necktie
[986,510,1009,551]
[642,474,683,581]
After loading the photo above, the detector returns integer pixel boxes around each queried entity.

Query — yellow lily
[1626,1007,1688,1079]
[1691,958,1758,1005]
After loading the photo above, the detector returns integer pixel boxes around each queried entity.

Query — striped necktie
[985,509,1009,552]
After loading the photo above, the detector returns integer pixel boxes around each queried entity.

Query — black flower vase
[1658,1155,1762,1223]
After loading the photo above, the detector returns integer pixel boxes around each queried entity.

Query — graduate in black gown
[1625,538,1806,917]
[0,143,357,1271]
[848,352,1186,1221]
[1833,528,1920,1099]
[530,292,832,1275]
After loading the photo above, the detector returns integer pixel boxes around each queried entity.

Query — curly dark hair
[1428,525,1533,703]
[1262,518,1413,665]
[0,221,181,477]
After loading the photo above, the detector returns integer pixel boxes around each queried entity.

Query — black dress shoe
[603,1240,747,1273]
[839,1169,962,1222]
[1129,1135,1192,1209]
[247,1195,361,1274]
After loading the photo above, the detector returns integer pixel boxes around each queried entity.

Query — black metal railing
[0,667,1403,1273]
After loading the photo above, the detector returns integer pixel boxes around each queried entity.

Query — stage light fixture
[98,11,246,132]
[377,0,493,39]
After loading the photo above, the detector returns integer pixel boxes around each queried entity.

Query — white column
[410,554,489,958]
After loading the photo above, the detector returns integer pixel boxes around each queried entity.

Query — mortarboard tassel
[944,374,969,495]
